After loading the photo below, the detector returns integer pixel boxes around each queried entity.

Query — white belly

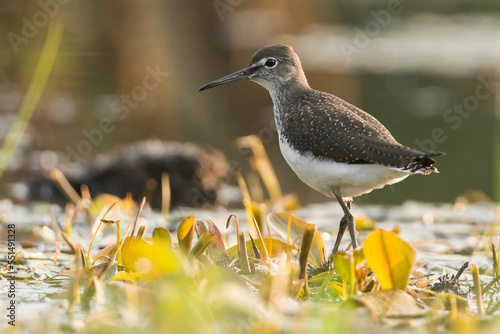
[279,140,410,198]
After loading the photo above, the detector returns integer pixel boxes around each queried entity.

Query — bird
[199,45,444,261]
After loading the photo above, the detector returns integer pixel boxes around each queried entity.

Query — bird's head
[199,45,309,93]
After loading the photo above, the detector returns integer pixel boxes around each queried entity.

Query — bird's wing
[353,134,444,172]
[281,91,444,171]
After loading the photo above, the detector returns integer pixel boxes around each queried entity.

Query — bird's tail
[396,150,445,175]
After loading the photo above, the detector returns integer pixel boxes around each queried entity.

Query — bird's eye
[265,58,277,68]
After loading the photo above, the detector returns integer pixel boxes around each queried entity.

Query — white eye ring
[264,58,277,68]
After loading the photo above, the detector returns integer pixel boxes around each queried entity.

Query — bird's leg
[329,188,357,262]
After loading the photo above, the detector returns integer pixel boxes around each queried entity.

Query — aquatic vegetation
[1,138,500,333]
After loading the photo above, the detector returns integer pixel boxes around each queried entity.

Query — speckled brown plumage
[277,89,443,173]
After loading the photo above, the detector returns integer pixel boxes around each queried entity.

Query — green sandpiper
[200,45,444,260]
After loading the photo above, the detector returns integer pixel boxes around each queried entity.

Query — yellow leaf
[90,193,136,216]
[329,281,344,299]
[363,229,416,290]
[354,215,376,231]
[121,239,183,278]
[226,238,296,258]
[110,271,142,283]
[153,227,172,249]
[177,216,195,253]
[267,212,326,266]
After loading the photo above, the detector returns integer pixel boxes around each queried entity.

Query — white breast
[279,139,410,198]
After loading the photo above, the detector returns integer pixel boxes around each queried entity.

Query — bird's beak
[199,65,257,91]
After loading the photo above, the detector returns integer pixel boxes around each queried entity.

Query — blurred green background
[0,0,499,205]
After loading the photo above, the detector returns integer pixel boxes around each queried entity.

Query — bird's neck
[268,77,310,139]
[269,76,310,109]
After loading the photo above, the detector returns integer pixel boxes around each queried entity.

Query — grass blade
[0,16,64,179]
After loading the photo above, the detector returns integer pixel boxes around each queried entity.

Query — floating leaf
[363,229,416,290]
[0,265,35,279]
[353,289,424,318]
[177,216,195,253]
[267,212,326,265]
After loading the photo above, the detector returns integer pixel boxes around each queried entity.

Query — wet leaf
[363,229,416,290]
[267,212,326,265]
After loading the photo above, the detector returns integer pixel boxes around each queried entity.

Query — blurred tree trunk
[105,0,182,140]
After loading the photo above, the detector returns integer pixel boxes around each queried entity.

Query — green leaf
[189,233,214,259]
[363,229,416,290]
[333,252,355,297]
[299,224,316,280]
[153,227,172,250]
[238,233,252,274]
[267,212,326,266]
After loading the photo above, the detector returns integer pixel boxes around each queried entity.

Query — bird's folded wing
[285,90,444,170]
[354,134,443,168]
